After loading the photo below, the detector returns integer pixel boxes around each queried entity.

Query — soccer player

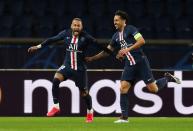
[85,10,181,123]
[28,18,112,123]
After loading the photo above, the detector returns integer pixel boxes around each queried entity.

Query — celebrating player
[28,18,112,123]
[85,10,181,123]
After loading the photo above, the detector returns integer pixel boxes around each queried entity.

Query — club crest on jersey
[80,37,85,42]
[66,37,70,40]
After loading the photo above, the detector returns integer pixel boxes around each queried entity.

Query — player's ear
[123,20,126,25]
[81,23,83,29]
[71,20,74,28]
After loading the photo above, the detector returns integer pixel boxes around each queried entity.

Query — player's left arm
[88,35,113,55]
[85,44,115,63]
[119,27,145,56]
[28,30,66,53]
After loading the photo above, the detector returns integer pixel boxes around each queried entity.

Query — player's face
[114,15,125,30]
[71,20,83,36]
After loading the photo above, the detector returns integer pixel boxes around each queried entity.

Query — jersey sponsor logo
[66,49,82,53]
[70,36,79,70]
[119,31,136,66]
[68,42,78,51]
[120,40,128,48]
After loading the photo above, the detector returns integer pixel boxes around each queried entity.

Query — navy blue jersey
[41,29,96,71]
[110,25,144,66]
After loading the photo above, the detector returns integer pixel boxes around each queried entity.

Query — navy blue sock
[83,94,92,110]
[52,78,61,104]
[120,93,129,119]
[156,77,168,91]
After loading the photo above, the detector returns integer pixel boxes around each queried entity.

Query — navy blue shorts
[121,56,155,84]
[56,65,87,91]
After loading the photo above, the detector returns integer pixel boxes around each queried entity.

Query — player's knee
[120,81,131,94]
[120,84,130,94]
[52,78,61,88]
[147,82,159,93]
[54,73,64,81]
[147,86,158,93]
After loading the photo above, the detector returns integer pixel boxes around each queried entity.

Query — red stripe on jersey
[127,53,134,65]
[72,36,77,69]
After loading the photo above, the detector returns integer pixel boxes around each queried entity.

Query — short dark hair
[72,18,82,22]
[115,10,129,23]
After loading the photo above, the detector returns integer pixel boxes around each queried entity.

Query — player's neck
[72,31,80,37]
[72,34,79,38]
[118,24,126,32]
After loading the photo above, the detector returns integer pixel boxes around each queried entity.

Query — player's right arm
[85,44,114,62]
[28,30,66,53]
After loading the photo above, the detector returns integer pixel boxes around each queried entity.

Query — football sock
[156,77,168,91]
[83,94,92,110]
[87,108,93,114]
[52,78,61,104]
[120,93,129,119]
[54,103,60,109]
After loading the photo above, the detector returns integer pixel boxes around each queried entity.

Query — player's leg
[147,72,181,92]
[80,90,92,112]
[52,72,65,105]
[147,73,181,93]
[140,56,168,93]
[80,89,93,123]
[114,67,135,123]
[141,56,180,93]
[114,80,131,123]
[120,80,131,119]
[75,70,93,123]
[146,82,158,93]
[47,72,65,116]
[47,65,69,117]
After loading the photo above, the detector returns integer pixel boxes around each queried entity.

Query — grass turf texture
[0,117,193,131]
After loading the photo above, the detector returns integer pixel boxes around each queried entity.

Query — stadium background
[0,0,193,117]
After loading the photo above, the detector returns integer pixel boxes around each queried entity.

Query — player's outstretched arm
[94,41,113,55]
[28,30,65,53]
[85,44,114,63]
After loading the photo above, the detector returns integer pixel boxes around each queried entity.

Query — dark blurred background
[0,0,192,70]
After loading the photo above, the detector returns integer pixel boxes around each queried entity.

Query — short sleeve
[128,25,142,40]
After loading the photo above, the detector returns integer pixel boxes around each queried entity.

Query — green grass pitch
[0,117,193,131]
